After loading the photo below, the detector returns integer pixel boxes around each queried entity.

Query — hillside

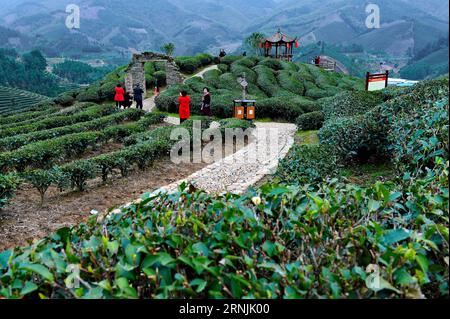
[0,86,50,116]
[400,47,449,80]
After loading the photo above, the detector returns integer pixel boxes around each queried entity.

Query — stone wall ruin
[124,52,184,96]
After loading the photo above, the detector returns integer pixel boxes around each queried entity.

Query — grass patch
[295,130,319,145]
[340,162,396,186]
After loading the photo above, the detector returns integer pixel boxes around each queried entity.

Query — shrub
[196,53,213,66]
[61,160,99,192]
[175,57,201,74]
[257,97,305,120]
[220,56,241,65]
[0,104,116,139]
[277,70,305,96]
[259,58,283,71]
[0,108,144,151]
[296,111,325,131]
[0,173,20,209]
[203,69,221,88]
[277,145,339,184]
[217,63,229,73]
[230,63,257,83]
[254,65,279,97]
[24,168,65,205]
[319,115,384,163]
[322,91,383,121]
[77,85,101,103]
[389,98,449,175]
[54,93,76,107]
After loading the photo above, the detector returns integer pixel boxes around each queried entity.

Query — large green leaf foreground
[0,157,448,299]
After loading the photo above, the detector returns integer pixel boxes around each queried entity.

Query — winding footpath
[140,65,297,196]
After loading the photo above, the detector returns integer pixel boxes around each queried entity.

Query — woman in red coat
[114,84,125,109]
[178,90,191,124]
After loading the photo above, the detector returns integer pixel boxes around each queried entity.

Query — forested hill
[0,49,66,97]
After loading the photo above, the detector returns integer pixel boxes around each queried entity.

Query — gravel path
[151,122,297,195]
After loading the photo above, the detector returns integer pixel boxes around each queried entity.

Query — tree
[161,43,175,57]
[244,32,266,56]
[22,50,47,72]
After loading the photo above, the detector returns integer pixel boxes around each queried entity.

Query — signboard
[366,71,389,91]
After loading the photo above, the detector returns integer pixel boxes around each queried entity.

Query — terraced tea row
[0,111,167,173]
[0,86,50,116]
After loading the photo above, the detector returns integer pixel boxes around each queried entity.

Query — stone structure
[124,52,184,95]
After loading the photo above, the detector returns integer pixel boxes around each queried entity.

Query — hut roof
[266,29,296,43]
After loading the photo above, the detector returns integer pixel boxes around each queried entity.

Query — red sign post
[366,71,389,91]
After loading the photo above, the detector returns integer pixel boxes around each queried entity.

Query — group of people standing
[114,83,212,122]
[178,87,212,123]
[114,84,145,110]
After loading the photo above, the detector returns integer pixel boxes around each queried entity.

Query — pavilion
[261,29,299,61]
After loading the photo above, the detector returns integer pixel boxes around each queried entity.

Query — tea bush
[0,173,20,209]
[0,104,116,139]
[322,91,383,121]
[277,145,339,184]
[296,111,325,131]
[0,108,146,151]
[0,159,447,298]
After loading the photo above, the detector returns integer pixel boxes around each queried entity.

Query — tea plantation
[155,56,364,121]
[0,68,447,299]
[0,86,51,116]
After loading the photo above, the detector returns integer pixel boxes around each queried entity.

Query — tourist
[219,49,227,58]
[122,91,133,109]
[133,84,144,110]
[114,84,125,109]
[201,87,212,117]
[178,90,191,124]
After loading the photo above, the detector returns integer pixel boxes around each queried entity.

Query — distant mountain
[0,0,448,79]
[246,0,449,56]
[0,0,274,57]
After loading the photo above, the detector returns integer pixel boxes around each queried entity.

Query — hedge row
[319,78,449,163]
[155,56,363,122]
[0,112,166,173]
[322,91,383,121]
[0,106,59,126]
[175,54,214,74]
[0,108,144,151]
[0,103,96,131]
[0,104,116,139]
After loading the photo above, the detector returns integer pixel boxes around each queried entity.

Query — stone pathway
[150,122,297,195]
[183,65,219,83]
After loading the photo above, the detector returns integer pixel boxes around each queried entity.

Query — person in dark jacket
[219,49,227,58]
[133,84,144,110]
[122,92,133,109]
[201,87,212,117]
